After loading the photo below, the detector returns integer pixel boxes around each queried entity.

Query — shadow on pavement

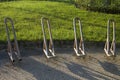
[16,57,78,80]
[65,61,120,80]
[98,61,120,76]
[65,62,110,80]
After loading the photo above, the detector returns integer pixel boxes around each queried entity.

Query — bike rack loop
[4,17,22,62]
[41,17,55,58]
[73,17,86,56]
[104,19,116,57]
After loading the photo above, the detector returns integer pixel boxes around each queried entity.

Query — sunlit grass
[0,1,120,43]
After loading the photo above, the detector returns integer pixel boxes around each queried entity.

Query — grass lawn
[0,1,120,43]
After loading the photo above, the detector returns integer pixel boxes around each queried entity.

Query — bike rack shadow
[65,59,120,80]
[98,61,120,76]
[15,57,78,80]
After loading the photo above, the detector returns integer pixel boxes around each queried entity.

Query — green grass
[0,1,120,43]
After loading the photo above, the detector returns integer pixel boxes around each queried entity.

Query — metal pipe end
[19,58,22,61]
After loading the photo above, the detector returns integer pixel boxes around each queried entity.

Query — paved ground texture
[0,46,120,80]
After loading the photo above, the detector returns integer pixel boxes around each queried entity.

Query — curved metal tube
[4,17,22,62]
[73,17,85,56]
[41,17,55,58]
[104,19,116,57]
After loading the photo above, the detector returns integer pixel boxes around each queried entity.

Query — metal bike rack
[104,19,116,57]
[4,17,22,62]
[73,17,85,56]
[41,17,55,58]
